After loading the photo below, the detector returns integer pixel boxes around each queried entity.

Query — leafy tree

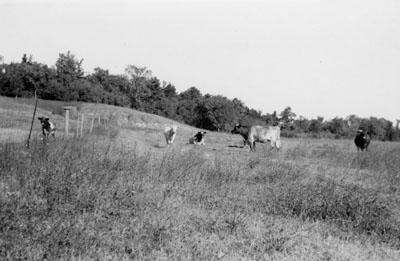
[142,77,163,114]
[343,114,362,137]
[294,116,310,132]
[326,117,346,137]
[125,65,152,110]
[162,82,177,99]
[265,111,279,126]
[232,98,246,116]
[177,87,203,124]
[0,54,53,98]
[279,106,296,124]
[195,95,237,131]
[21,54,33,65]
[159,83,178,119]
[179,86,202,101]
[365,117,389,141]
[308,117,324,133]
[89,67,130,106]
[393,120,400,141]
[56,51,84,85]
[55,51,85,101]
[384,121,394,141]
[0,55,4,75]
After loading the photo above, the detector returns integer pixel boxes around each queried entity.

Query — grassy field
[1,96,400,260]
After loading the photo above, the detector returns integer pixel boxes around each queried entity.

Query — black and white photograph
[1,0,400,260]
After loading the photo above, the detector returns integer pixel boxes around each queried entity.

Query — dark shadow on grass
[153,143,170,149]
[227,145,246,148]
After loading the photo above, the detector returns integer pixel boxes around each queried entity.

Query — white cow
[164,125,178,145]
[231,124,281,151]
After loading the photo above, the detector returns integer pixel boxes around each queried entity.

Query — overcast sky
[1,0,399,122]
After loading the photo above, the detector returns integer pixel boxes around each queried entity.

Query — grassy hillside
[1,96,400,260]
[0,96,198,144]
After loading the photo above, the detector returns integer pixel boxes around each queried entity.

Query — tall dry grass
[1,96,400,260]
[1,127,400,260]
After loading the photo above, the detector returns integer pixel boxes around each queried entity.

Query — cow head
[38,117,50,126]
[277,121,286,130]
[170,126,178,134]
[356,129,370,139]
[231,124,242,134]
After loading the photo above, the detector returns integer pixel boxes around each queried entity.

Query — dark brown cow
[354,129,371,152]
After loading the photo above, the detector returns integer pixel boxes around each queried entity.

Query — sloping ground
[0,96,200,143]
[0,97,66,143]
[77,103,195,132]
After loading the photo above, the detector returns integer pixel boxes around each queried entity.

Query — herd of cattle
[38,116,372,152]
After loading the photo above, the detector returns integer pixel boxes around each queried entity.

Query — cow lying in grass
[189,131,206,145]
[38,117,56,139]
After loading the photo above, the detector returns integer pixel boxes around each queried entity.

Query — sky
[1,0,399,122]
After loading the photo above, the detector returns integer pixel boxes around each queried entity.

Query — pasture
[1,96,400,260]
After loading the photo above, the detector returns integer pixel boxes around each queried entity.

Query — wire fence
[0,107,106,144]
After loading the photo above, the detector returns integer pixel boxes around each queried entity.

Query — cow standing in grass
[354,129,371,152]
[164,125,178,145]
[231,124,281,151]
[189,131,206,145]
[38,117,56,139]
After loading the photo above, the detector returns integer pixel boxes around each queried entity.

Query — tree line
[0,52,399,141]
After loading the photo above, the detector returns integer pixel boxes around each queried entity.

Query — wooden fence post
[89,114,95,135]
[80,113,84,136]
[76,113,80,136]
[26,89,38,148]
[64,106,71,136]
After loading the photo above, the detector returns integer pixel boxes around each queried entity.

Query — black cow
[354,129,371,152]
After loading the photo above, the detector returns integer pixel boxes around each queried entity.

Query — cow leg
[248,141,253,151]
[252,141,256,151]
[244,139,251,150]
[276,140,281,151]
[269,139,275,150]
